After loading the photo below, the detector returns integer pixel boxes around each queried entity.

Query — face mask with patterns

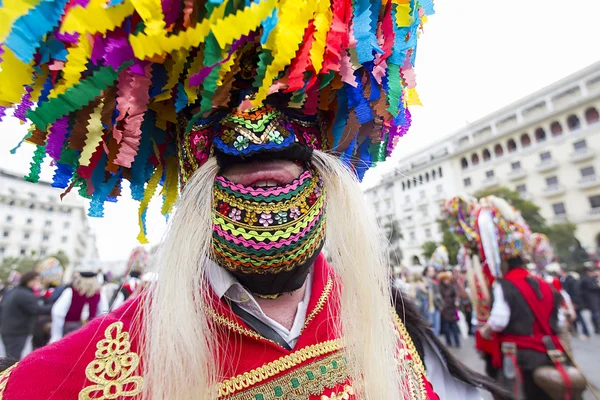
[211,168,326,297]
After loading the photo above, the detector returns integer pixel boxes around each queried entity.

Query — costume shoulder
[0,296,143,399]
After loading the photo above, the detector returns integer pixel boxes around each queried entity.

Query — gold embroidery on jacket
[302,277,333,331]
[0,363,17,399]
[79,321,143,400]
[218,339,343,397]
[321,384,355,400]
[393,314,428,400]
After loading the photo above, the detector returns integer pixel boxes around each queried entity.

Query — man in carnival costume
[0,1,509,399]
[474,198,586,400]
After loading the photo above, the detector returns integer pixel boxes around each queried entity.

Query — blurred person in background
[49,264,108,343]
[580,263,600,334]
[559,268,590,339]
[407,272,430,318]
[0,271,51,360]
[438,271,461,348]
[423,265,443,336]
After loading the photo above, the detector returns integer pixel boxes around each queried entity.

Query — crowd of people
[0,249,151,362]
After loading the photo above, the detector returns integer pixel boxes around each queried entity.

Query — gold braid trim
[218,339,344,397]
[393,314,428,400]
[0,363,17,399]
[204,305,275,344]
[303,277,334,331]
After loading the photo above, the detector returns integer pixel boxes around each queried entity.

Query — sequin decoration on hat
[530,232,554,269]
[0,0,435,242]
[127,247,150,275]
[441,195,481,246]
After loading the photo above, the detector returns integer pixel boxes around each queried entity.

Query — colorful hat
[530,233,554,269]
[0,0,434,242]
[127,247,150,274]
[429,245,449,271]
[441,195,480,246]
[36,257,64,286]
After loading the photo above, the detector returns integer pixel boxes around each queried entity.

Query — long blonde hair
[140,151,405,399]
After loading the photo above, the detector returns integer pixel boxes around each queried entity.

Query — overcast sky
[1,0,600,262]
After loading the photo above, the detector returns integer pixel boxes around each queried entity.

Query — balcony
[416,197,428,206]
[518,192,531,200]
[481,176,499,188]
[536,159,558,172]
[507,168,527,181]
[578,175,600,190]
[570,148,595,163]
[552,214,568,223]
[542,184,565,197]
[433,191,446,202]
[587,208,600,221]
[403,220,416,229]
[402,202,413,212]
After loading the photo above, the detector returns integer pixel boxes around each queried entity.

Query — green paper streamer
[24,145,46,183]
[386,63,401,117]
[199,33,222,114]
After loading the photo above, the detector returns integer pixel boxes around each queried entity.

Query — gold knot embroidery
[79,321,143,400]
[321,385,355,400]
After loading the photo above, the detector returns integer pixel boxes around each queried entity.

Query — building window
[546,176,559,187]
[2,231,9,238]
[40,249,47,256]
[8,200,15,207]
[486,170,495,178]
[5,215,12,222]
[29,203,35,210]
[409,232,416,241]
[432,170,437,179]
[494,144,504,157]
[66,209,72,214]
[535,128,547,142]
[385,199,392,210]
[511,161,521,170]
[552,202,566,216]
[407,180,411,189]
[551,121,563,136]
[61,236,68,243]
[589,195,600,209]
[405,195,410,203]
[425,172,430,182]
[471,153,480,166]
[516,184,527,194]
[64,221,70,228]
[436,184,443,193]
[573,140,587,151]
[464,177,472,187]
[482,149,491,161]
[419,190,425,199]
[401,182,405,191]
[460,157,468,169]
[439,167,443,177]
[23,232,30,240]
[520,133,531,148]
[20,248,26,255]
[425,228,431,238]
[42,234,49,242]
[581,166,595,178]
[507,139,517,153]
[45,220,52,227]
[0,247,4,254]
[26,218,32,225]
[540,151,552,161]
[567,114,581,131]
[585,107,599,124]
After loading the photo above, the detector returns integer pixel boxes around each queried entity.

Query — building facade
[365,62,600,266]
[0,169,98,270]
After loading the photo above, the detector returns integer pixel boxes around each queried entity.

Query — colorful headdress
[429,245,448,271]
[0,0,434,242]
[441,195,480,246]
[36,257,64,286]
[530,233,554,269]
[127,246,150,274]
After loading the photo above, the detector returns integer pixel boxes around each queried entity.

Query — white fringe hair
[140,151,405,399]
[72,275,102,298]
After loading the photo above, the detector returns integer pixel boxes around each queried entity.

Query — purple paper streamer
[56,31,80,45]
[104,36,134,69]
[0,43,4,63]
[162,0,181,27]
[13,86,33,122]
[189,33,255,87]
[46,116,69,160]
[0,106,7,123]
[90,34,106,65]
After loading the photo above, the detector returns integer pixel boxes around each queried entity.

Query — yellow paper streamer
[0,0,40,42]
[393,0,412,27]
[148,101,178,130]
[137,163,164,244]
[130,1,228,60]
[50,35,92,98]
[254,0,317,105]
[161,157,179,216]
[60,0,135,35]
[0,47,34,104]
[79,103,105,166]
[184,48,204,105]
[309,0,332,74]
[154,49,189,102]
[130,0,166,36]
[216,52,238,86]
[210,0,278,49]
[406,88,422,106]
[29,66,49,104]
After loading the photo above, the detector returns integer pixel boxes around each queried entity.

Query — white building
[0,169,98,268]
[365,61,600,265]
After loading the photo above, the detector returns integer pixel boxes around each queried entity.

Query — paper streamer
[161,157,179,216]
[130,0,166,36]
[60,0,135,35]
[137,163,163,243]
[0,47,34,104]
[46,116,70,161]
[24,145,46,183]
[79,103,105,166]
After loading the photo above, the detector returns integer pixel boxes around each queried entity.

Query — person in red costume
[0,1,511,399]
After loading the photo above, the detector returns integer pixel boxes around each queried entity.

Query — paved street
[449,333,600,399]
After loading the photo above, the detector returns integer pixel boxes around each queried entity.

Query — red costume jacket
[0,254,439,399]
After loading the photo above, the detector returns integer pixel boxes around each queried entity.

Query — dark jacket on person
[580,274,600,313]
[0,286,51,336]
[561,275,584,310]
[439,282,458,321]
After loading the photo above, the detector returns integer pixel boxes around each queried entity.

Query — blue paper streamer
[355,138,372,181]
[89,153,120,217]
[51,163,73,189]
[353,0,383,63]
[149,64,168,98]
[347,81,373,124]
[331,86,348,149]
[175,82,188,112]
[130,111,156,200]
[260,10,278,45]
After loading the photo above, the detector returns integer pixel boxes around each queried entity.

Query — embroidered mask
[211,168,326,297]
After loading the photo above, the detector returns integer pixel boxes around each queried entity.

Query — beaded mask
[211,168,326,297]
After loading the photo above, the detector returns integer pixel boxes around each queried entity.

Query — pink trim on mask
[215,170,313,196]
[213,207,324,250]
